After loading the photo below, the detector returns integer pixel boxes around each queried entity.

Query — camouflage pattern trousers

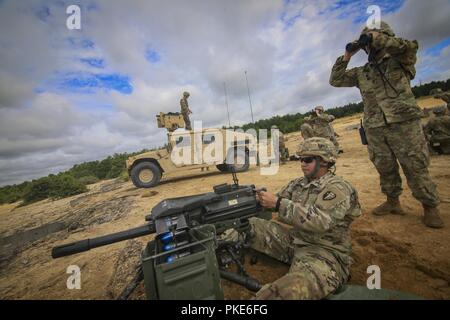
[249,218,348,300]
[366,119,440,207]
[182,112,192,130]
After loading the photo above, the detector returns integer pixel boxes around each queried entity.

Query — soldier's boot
[423,205,444,228]
[372,197,406,216]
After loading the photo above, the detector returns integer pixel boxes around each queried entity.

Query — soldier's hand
[343,48,359,62]
[367,31,380,39]
[256,190,277,209]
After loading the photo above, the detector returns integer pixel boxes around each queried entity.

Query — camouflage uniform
[300,123,315,140]
[272,126,287,163]
[251,138,361,300]
[180,92,192,130]
[432,88,450,113]
[279,131,288,162]
[329,22,441,210]
[303,111,340,150]
[424,109,450,154]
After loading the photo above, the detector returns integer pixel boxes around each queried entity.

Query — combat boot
[372,196,406,216]
[423,205,444,228]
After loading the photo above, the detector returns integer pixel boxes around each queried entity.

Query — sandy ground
[0,112,449,300]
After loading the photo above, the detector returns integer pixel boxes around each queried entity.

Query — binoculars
[345,33,372,53]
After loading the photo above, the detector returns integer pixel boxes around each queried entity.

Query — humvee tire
[130,162,162,188]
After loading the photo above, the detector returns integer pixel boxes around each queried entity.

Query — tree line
[0,150,149,205]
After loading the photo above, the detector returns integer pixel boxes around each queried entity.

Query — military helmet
[362,21,395,37]
[183,91,190,97]
[314,105,324,111]
[271,125,278,129]
[297,137,337,163]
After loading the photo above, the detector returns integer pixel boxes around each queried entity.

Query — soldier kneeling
[424,107,450,155]
[251,137,361,299]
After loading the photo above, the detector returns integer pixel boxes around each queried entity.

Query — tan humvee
[126,113,256,188]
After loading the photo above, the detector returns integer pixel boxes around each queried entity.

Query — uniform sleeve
[276,180,296,199]
[329,56,359,88]
[423,119,434,136]
[317,113,334,122]
[371,34,418,67]
[277,184,354,233]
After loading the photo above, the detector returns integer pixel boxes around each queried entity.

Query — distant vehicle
[126,112,256,188]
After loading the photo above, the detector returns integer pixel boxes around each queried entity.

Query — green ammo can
[141,224,224,300]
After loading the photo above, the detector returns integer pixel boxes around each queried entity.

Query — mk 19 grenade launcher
[52,174,271,300]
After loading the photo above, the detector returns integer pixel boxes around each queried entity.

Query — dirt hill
[1,112,449,300]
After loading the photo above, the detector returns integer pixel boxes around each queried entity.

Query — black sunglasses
[300,156,316,164]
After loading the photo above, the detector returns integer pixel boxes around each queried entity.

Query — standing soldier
[330,21,443,228]
[180,91,192,130]
[252,138,361,299]
[431,88,450,113]
[272,125,287,164]
[303,106,341,152]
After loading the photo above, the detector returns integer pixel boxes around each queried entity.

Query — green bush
[78,175,100,185]
[0,184,26,204]
[22,175,87,205]
[118,170,130,182]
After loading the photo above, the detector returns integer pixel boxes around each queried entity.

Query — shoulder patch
[323,191,336,201]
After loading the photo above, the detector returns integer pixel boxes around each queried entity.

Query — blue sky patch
[67,37,95,50]
[35,5,50,22]
[331,0,404,24]
[279,0,302,29]
[81,58,105,68]
[145,49,161,63]
[82,39,95,49]
[425,37,450,57]
[58,72,133,94]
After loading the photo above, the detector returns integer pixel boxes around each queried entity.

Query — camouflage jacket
[424,115,450,138]
[434,91,450,106]
[279,131,285,147]
[180,98,190,114]
[330,34,422,129]
[277,172,361,264]
[304,113,335,136]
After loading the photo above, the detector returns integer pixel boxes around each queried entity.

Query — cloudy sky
[1,0,450,186]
